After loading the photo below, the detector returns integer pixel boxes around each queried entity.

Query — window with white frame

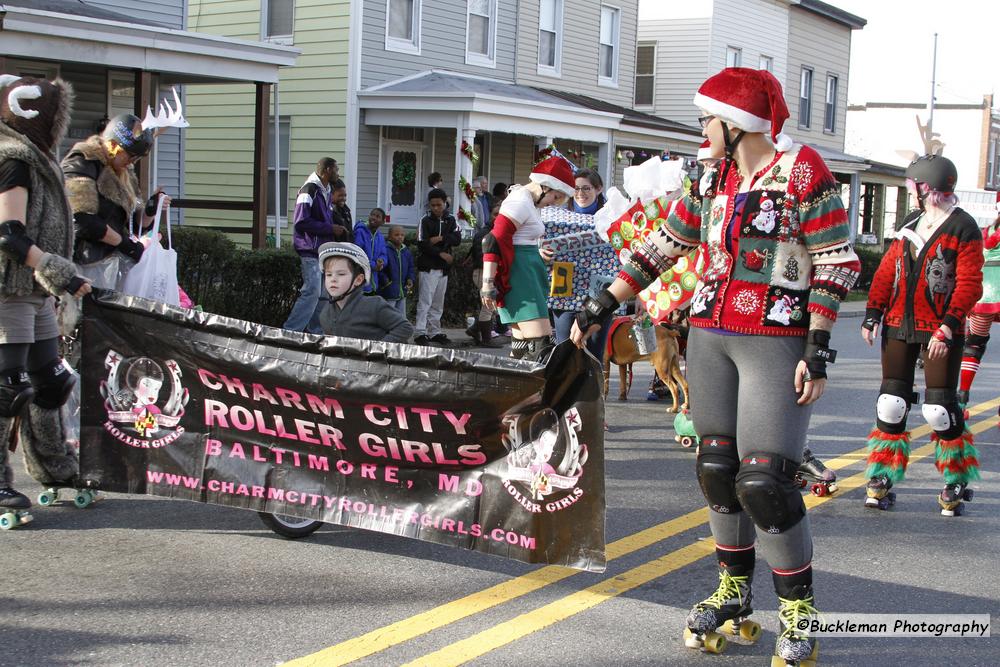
[386,0,420,53]
[262,0,294,43]
[598,5,620,85]
[726,47,742,68]
[466,0,497,67]
[634,43,655,107]
[824,74,838,133]
[538,0,562,73]
[267,117,290,223]
[759,55,772,72]
[799,66,813,129]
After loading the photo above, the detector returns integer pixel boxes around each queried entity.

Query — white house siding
[709,0,788,80]
[85,0,185,29]
[784,6,850,151]
[360,0,518,90]
[514,0,639,109]
[356,121,381,216]
[636,18,711,128]
[847,104,991,191]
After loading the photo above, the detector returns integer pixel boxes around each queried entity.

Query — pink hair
[905,178,959,209]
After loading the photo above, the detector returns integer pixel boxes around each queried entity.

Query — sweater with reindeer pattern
[866,208,983,343]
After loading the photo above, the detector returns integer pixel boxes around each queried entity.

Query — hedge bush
[174,227,480,328]
[854,245,885,291]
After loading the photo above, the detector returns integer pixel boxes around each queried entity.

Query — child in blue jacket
[352,207,389,295]
[378,224,415,315]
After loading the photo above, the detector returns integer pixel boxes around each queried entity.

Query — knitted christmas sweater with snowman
[618,144,860,336]
[866,208,983,342]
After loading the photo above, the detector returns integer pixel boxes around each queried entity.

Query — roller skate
[864,474,895,510]
[938,482,973,517]
[0,487,33,530]
[772,587,819,667]
[37,478,99,509]
[673,409,699,448]
[795,447,837,497]
[682,570,761,654]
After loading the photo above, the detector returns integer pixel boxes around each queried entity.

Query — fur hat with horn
[0,75,74,156]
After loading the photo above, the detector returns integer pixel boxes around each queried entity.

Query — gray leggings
[688,327,813,570]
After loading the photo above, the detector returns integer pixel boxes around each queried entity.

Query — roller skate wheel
[702,631,726,654]
[739,620,762,642]
[680,436,695,448]
[810,483,827,497]
[797,477,808,489]
[962,488,974,501]
[827,482,838,493]
[37,490,57,506]
[73,491,91,509]
[682,627,703,649]
[0,512,15,530]
[864,496,880,508]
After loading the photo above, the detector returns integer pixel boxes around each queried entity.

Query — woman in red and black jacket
[861,154,983,516]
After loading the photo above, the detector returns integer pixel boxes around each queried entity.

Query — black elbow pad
[482,232,499,257]
[73,212,108,241]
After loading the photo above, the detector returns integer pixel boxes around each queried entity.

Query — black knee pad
[0,367,34,417]
[510,338,530,360]
[29,360,76,409]
[734,451,806,534]
[875,378,917,434]
[523,336,555,363]
[963,333,989,361]
[696,435,742,514]
[923,387,964,440]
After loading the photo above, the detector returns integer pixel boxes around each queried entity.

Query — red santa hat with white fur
[694,67,794,153]
[529,155,576,198]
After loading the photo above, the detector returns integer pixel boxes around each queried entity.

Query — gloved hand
[118,236,144,263]
[575,288,620,334]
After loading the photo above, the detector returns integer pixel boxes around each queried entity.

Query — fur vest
[0,122,74,297]
[62,135,141,264]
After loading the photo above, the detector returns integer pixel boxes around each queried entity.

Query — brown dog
[604,319,689,413]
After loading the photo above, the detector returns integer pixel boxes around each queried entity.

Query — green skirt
[499,246,549,324]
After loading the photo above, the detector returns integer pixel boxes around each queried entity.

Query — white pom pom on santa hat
[693,67,795,152]
[697,140,713,161]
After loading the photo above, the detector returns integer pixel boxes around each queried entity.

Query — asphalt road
[4,314,998,666]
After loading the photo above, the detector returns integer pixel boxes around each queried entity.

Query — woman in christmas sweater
[861,154,983,516]
[956,203,1000,408]
[480,156,575,362]
[573,68,859,666]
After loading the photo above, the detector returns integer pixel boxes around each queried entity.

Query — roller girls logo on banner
[500,406,588,513]
[101,350,190,448]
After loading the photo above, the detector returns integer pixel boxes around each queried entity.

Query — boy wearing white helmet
[316,242,413,343]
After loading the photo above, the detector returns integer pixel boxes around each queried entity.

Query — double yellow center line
[285,399,998,667]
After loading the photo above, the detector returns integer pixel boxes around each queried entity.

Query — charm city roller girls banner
[78,291,606,572]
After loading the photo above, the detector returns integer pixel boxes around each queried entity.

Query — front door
[381,141,425,229]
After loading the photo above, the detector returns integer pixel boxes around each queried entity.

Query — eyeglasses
[574,185,594,193]
[698,115,716,129]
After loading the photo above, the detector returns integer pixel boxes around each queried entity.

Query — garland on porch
[457,141,480,227]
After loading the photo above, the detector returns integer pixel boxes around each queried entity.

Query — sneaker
[429,333,450,345]
[413,335,429,345]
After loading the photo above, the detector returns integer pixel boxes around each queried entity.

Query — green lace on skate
[702,571,749,610]
[777,595,819,639]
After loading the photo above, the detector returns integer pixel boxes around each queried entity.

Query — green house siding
[184,0,351,245]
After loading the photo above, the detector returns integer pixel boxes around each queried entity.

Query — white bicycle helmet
[317,242,371,286]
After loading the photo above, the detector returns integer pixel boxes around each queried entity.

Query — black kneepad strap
[30,360,76,409]
[734,451,806,534]
[0,367,34,417]
[696,435,742,514]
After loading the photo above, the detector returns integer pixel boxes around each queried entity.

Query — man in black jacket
[414,188,461,345]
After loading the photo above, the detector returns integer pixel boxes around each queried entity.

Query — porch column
[252,82,271,249]
[597,135,612,188]
[133,70,153,201]
[848,172,861,244]
[534,136,553,163]
[456,123,477,234]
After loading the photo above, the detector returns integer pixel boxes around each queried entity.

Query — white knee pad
[921,403,952,431]
[876,393,908,425]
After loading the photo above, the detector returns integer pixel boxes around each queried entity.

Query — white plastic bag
[119,197,180,306]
